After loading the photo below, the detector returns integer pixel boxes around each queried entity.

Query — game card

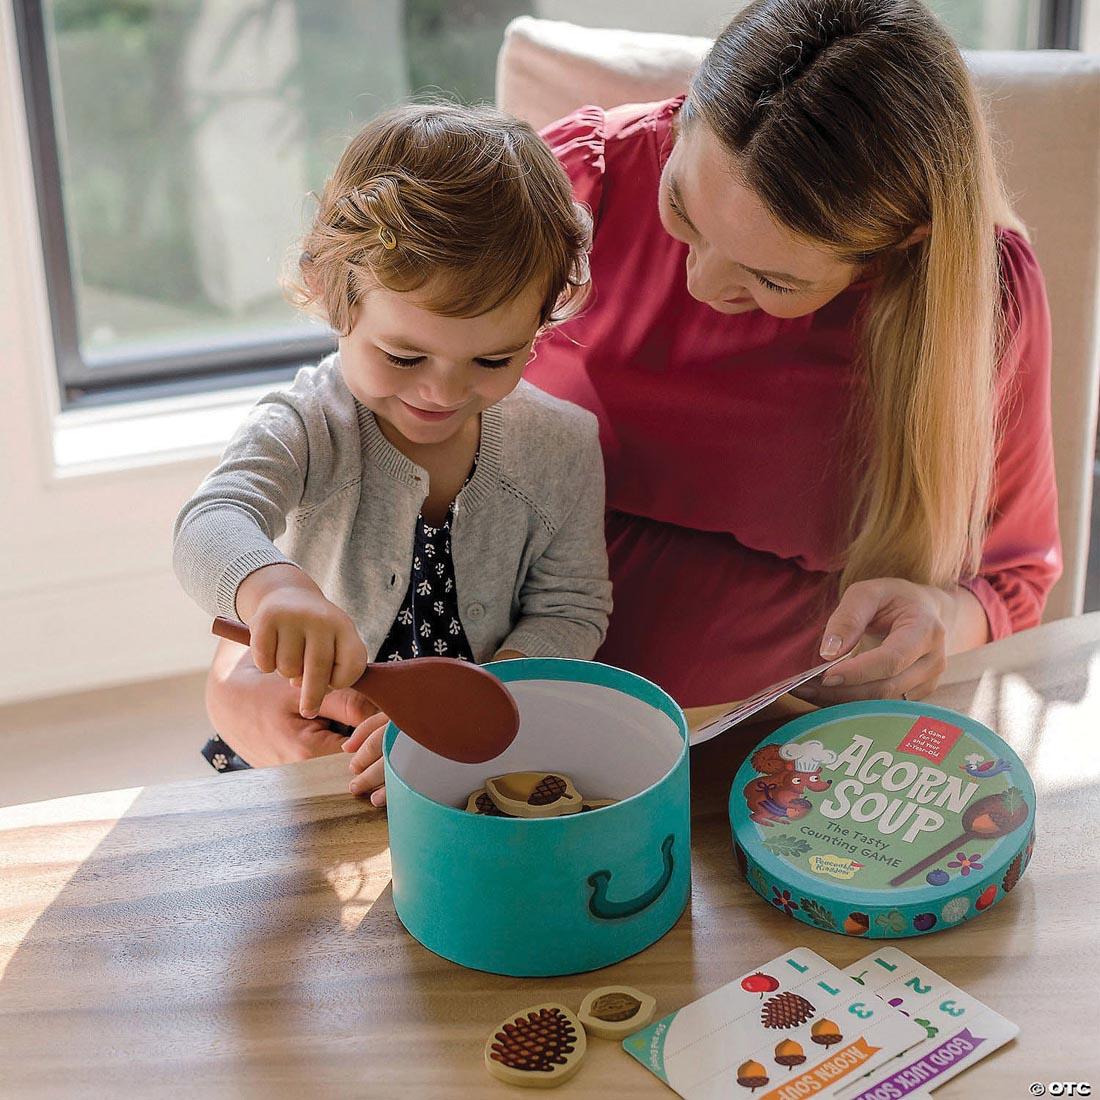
[622,947,927,1099]
[837,947,1018,1098]
[689,654,852,746]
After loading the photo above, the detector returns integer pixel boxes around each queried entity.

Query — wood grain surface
[2,615,1100,1098]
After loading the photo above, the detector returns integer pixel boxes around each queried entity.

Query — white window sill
[52,381,290,477]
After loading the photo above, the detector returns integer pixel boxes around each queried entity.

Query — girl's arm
[498,424,613,660]
[175,386,367,717]
[173,394,309,620]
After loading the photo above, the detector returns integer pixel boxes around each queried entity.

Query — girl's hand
[344,711,392,805]
[205,640,376,767]
[793,578,988,706]
[237,564,368,719]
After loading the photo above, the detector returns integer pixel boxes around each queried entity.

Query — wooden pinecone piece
[1002,852,1023,893]
[761,992,816,1030]
[529,774,568,806]
[488,1007,578,1073]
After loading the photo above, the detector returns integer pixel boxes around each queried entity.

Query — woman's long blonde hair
[684,0,1022,591]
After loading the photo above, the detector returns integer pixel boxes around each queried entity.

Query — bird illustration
[960,753,1012,779]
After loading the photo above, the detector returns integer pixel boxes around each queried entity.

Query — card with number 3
[838,946,1018,1098]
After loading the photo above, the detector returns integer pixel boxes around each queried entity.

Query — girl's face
[339,279,542,449]
[658,119,862,318]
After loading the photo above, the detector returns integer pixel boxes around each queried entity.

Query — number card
[838,947,1018,1098]
[621,947,926,1099]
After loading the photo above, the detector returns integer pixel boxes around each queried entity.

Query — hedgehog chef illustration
[743,740,838,826]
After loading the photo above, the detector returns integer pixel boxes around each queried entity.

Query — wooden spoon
[212,616,520,764]
[889,787,1030,887]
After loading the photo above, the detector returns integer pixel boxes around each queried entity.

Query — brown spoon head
[961,788,1030,839]
[360,657,520,764]
[212,617,520,763]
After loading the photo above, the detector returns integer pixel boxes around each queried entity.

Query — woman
[204,0,1059,766]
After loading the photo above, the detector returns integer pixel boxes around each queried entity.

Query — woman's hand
[236,563,369,719]
[794,578,989,706]
[344,712,392,805]
[205,639,376,767]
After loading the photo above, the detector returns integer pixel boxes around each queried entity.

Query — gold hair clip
[378,225,398,250]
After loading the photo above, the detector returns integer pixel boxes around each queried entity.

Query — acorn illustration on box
[485,772,584,818]
[774,1039,806,1069]
[811,1019,843,1047]
[737,1059,770,1091]
[761,992,816,1029]
[484,1003,587,1088]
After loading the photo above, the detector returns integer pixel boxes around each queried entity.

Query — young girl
[173,103,611,800]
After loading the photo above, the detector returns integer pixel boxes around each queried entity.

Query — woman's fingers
[821,617,941,690]
[800,650,945,706]
[341,710,389,753]
[320,689,379,736]
[349,753,385,798]
[817,580,886,658]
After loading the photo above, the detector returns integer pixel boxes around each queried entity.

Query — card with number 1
[622,947,926,1099]
[837,947,1018,1098]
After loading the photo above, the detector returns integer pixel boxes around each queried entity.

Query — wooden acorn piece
[577,986,656,1039]
[485,772,584,819]
[484,1003,587,1088]
[464,788,510,817]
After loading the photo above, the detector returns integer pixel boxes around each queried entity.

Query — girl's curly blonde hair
[286,103,592,335]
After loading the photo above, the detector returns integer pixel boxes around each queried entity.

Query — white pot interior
[389,677,684,808]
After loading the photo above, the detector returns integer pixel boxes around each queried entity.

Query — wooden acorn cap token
[484,1002,587,1088]
[484,772,584,819]
[577,986,656,1040]
[464,788,510,817]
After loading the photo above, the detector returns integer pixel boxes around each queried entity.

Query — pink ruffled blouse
[526,98,1062,706]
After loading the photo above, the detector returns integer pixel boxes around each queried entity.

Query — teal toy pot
[383,658,690,977]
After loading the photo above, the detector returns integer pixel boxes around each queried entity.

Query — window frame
[13,0,1086,409]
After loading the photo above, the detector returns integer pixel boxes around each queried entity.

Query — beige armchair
[498,17,1100,621]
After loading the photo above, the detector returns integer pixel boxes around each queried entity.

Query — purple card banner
[850,1029,986,1100]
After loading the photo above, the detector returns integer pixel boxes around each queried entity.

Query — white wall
[0,5,220,708]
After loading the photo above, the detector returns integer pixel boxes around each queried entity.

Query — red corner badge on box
[897,716,964,764]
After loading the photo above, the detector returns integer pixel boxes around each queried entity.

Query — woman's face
[658,119,862,318]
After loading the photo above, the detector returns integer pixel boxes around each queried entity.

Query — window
[14,0,1087,408]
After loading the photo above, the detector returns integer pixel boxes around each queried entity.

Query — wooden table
[3,616,1100,1097]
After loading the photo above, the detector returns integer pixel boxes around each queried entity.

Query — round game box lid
[729,701,1035,938]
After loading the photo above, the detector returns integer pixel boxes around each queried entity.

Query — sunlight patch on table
[0,786,144,980]
[324,850,393,931]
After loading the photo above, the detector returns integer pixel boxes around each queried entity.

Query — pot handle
[586,834,675,921]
